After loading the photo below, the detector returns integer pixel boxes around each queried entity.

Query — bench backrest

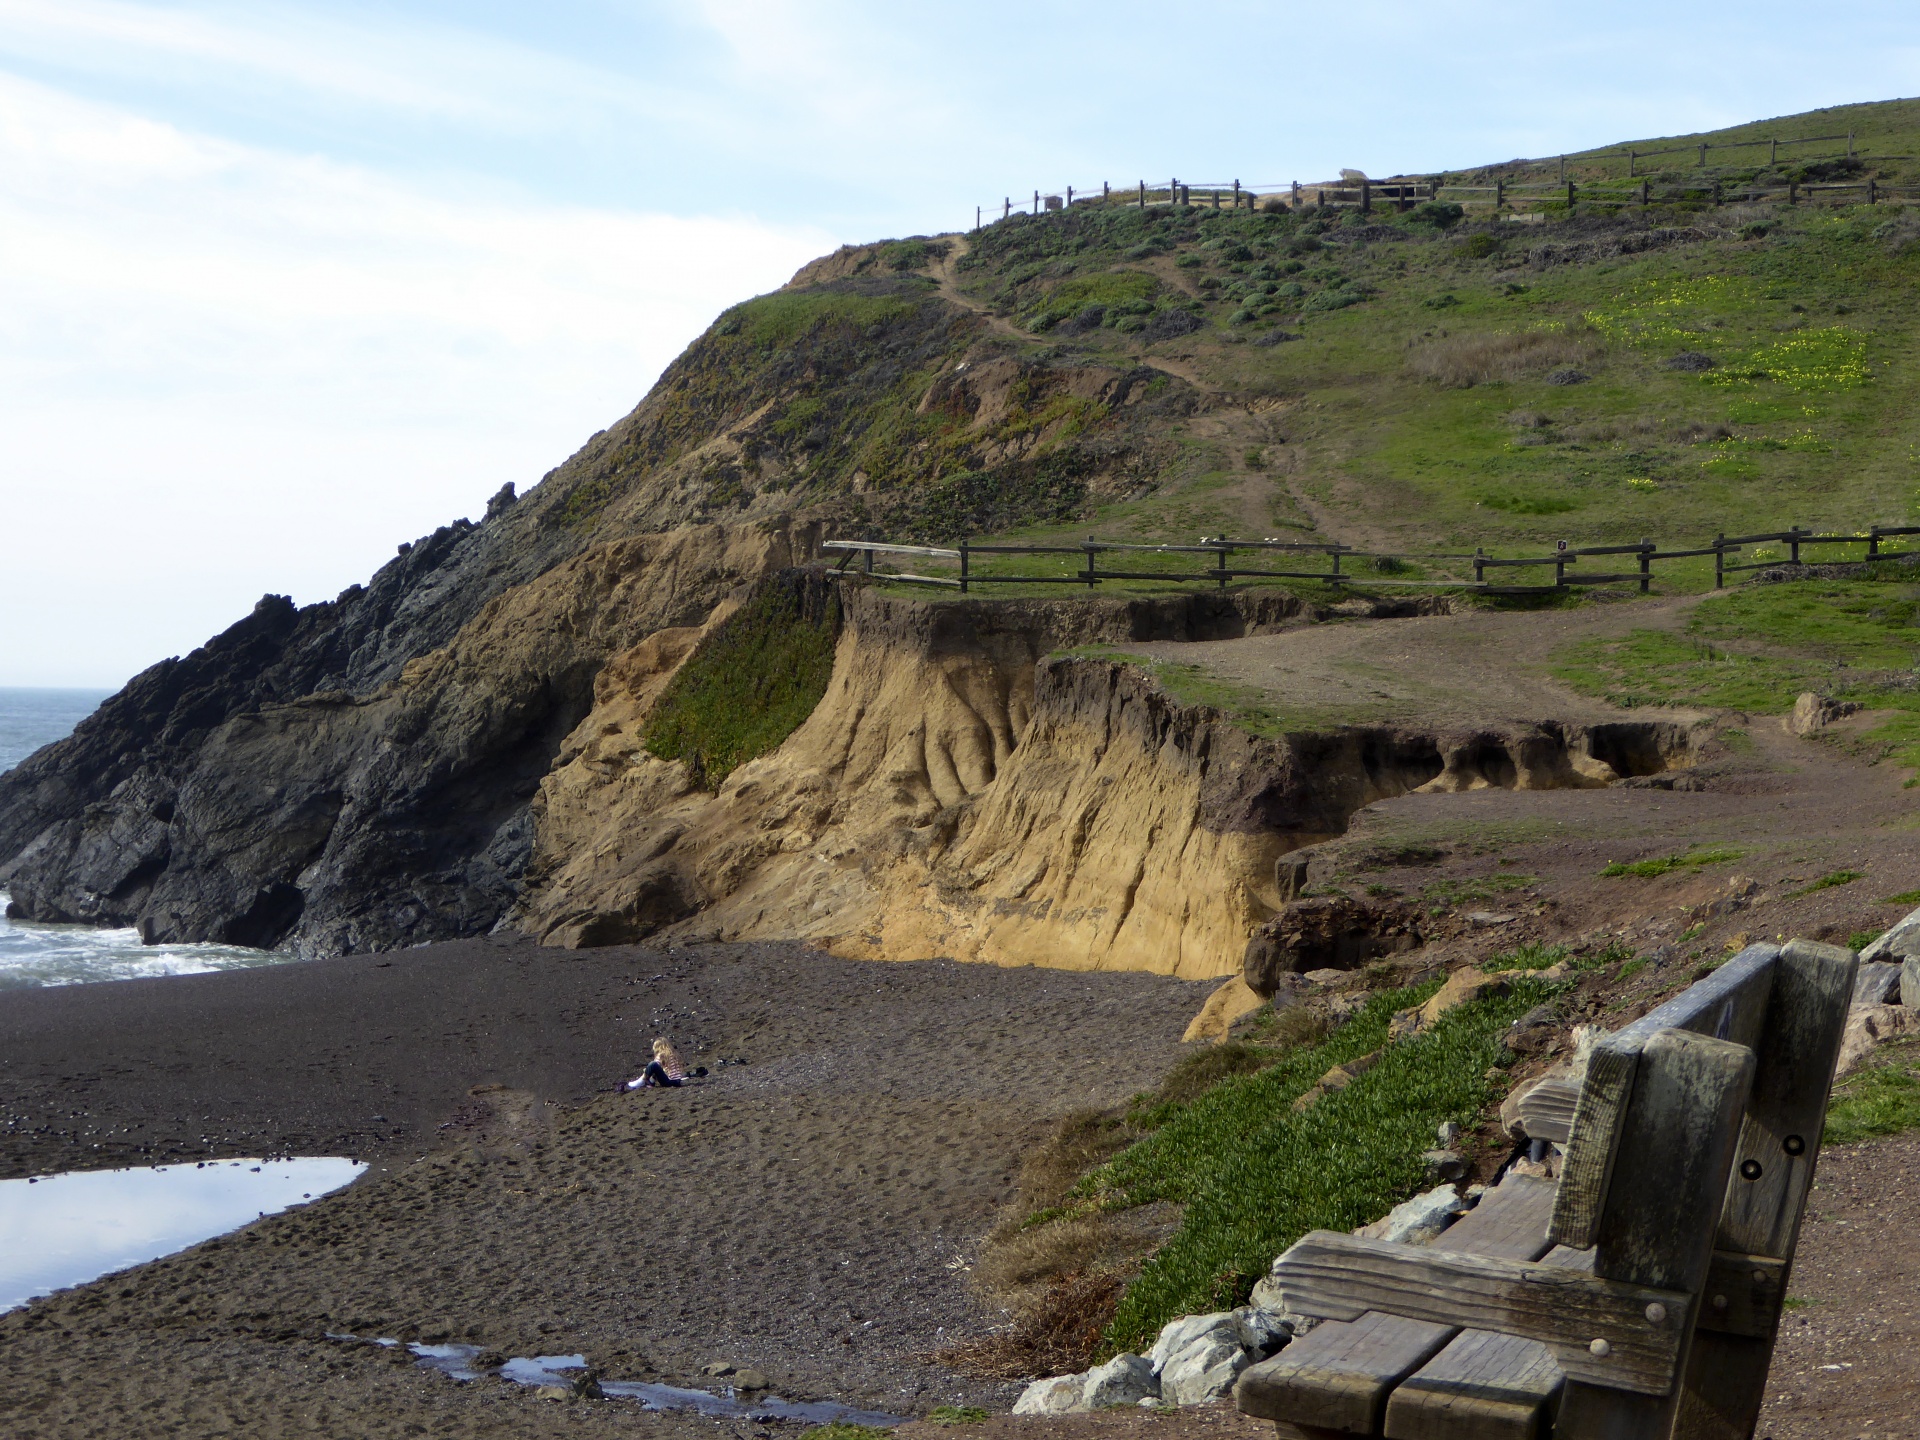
[1550,939,1854,1438]
[1248,938,1855,1440]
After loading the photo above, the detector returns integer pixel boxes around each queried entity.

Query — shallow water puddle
[0,1157,365,1310]
[379,1341,900,1424]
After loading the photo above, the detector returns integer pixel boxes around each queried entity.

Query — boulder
[1242,896,1423,996]
[1354,1184,1466,1245]
[1157,1326,1250,1406]
[1149,1312,1236,1372]
[1855,961,1902,1008]
[1837,1003,1920,1078]
[1012,1373,1089,1416]
[1422,1148,1468,1183]
[1786,692,1860,737]
[1082,1353,1157,1408]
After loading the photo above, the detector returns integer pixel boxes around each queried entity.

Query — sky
[2,1,1918,687]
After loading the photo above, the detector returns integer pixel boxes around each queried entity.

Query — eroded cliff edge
[512,581,1701,979]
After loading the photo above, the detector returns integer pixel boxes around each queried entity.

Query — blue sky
[3,1,1917,686]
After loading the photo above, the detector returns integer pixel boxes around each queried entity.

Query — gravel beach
[0,936,1215,1439]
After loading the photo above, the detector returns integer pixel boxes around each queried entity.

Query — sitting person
[628,1038,688,1089]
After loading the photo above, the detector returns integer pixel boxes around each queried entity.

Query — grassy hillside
[784,97,1920,580]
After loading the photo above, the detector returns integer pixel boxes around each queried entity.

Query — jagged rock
[1786,692,1860,737]
[1422,1148,1468,1183]
[1355,1184,1466,1244]
[1837,1003,1920,1078]
[1082,1353,1157,1408]
[1242,896,1423,996]
[1855,961,1902,1008]
[1150,1313,1249,1406]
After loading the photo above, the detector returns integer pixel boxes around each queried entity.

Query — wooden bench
[1236,940,1856,1440]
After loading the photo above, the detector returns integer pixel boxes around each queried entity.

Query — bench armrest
[1267,1230,1690,1396]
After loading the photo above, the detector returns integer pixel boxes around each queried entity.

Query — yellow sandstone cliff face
[512,581,1702,979]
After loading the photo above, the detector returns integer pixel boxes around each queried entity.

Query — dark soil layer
[0,938,1212,1439]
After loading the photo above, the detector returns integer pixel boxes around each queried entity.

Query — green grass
[721,288,920,348]
[1600,846,1744,878]
[645,578,838,784]
[1481,942,1567,972]
[1825,1050,1920,1145]
[1791,869,1865,896]
[1553,577,1920,772]
[1085,977,1556,1352]
[1882,889,1920,905]
[925,1407,990,1425]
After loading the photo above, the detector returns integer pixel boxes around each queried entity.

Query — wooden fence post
[1770,138,1777,165]
[1212,188,1220,210]
[1233,178,1241,207]
[1869,525,1882,559]
[1640,178,1650,206]
[1330,546,1344,583]
[1083,538,1098,589]
[1180,183,1190,205]
[1868,178,1878,205]
[1215,540,1230,590]
[1567,180,1576,209]
[1559,154,1566,182]
[863,546,874,575]
[1292,181,1301,206]
[1639,540,1652,594]
[1848,132,1855,158]
[1473,548,1486,585]
[1714,534,1726,589]
[976,205,981,231]
[1139,180,1146,207]
[1067,185,1074,205]
[959,540,970,594]
[1494,179,1504,211]
[1699,143,1708,169]
[1628,149,1636,177]
[1788,527,1802,564]
[1103,180,1110,200]
[1714,179,1723,206]
[1789,181,1798,205]
[1004,198,1011,220]
[1032,189,1039,214]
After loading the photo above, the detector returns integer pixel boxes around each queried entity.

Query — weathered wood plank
[1555,1029,1757,1439]
[1508,1073,1581,1144]
[1383,1198,1582,1440]
[1237,1178,1559,1432]
[1240,1310,1457,1433]
[1550,945,1779,1251]
[1674,938,1855,1440]
[1546,1041,1637,1251]
[1693,1251,1788,1339]
[1266,1233,1690,1395]
[1382,1329,1559,1440]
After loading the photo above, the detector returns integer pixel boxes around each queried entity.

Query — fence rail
[822,525,1920,596]
[974,131,1908,228]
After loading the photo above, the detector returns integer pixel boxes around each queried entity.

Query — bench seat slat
[1237,1177,1558,1434]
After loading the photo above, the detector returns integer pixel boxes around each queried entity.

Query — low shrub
[1408,328,1602,388]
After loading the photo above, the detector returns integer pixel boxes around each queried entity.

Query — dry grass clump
[934,1270,1126,1379]
[1409,329,1601,388]
[1010,1109,1134,1213]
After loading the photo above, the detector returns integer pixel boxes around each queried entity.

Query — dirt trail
[928,237,1223,396]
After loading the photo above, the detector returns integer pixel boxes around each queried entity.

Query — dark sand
[0,936,1214,1439]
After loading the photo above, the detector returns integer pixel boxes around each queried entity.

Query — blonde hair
[652,1038,682,1069]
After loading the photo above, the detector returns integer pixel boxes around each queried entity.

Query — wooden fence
[976,131,1915,228]
[823,524,1920,596]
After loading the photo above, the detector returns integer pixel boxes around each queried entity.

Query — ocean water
[0,687,293,989]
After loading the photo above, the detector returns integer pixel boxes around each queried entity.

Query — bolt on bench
[1236,939,1856,1440]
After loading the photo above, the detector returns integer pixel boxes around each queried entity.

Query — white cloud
[0,74,833,686]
